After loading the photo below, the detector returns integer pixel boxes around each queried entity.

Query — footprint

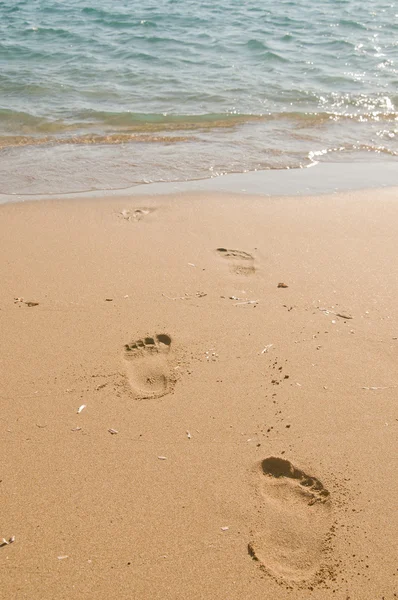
[216,247,255,275]
[248,457,332,584]
[123,334,175,398]
[119,208,153,222]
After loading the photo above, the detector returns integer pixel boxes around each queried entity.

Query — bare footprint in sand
[249,457,332,584]
[119,208,153,222]
[123,334,175,398]
[216,247,255,275]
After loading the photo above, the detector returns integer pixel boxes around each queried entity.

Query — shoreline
[1,160,397,204]
[1,186,397,599]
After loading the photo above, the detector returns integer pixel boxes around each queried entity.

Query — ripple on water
[0,0,396,193]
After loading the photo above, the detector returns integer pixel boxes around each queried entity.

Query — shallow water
[0,0,397,194]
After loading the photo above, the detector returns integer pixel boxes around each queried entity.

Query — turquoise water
[0,0,397,194]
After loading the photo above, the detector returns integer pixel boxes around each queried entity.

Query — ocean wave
[308,144,398,163]
[0,133,197,149]
[0,0,397,196]
[0,111,266,136]
[0,108,396,140]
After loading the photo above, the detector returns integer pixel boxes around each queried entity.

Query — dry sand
[0,188,397,599]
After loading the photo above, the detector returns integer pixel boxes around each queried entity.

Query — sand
[0,187,397,599]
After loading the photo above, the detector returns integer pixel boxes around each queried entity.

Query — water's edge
[0,162,397,205]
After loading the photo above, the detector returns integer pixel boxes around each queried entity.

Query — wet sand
[1,187,397,599]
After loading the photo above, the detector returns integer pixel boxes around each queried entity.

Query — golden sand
[1,188,397,599]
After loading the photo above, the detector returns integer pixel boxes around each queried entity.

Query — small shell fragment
[77,404,86,414]
[362,386,388,390]
[71,427,82,432]
[108,428,118,435]
[57,555,68,560]
[157,456,167,460]
[261,344,273,354]
[186,431,192,439]
[1,536,15,546]
[234,300,258,306]
[221,527,229,531]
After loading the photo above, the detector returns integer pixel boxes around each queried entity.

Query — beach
[1,185,397,599]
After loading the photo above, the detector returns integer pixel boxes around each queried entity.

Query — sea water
[0,0,396,195]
